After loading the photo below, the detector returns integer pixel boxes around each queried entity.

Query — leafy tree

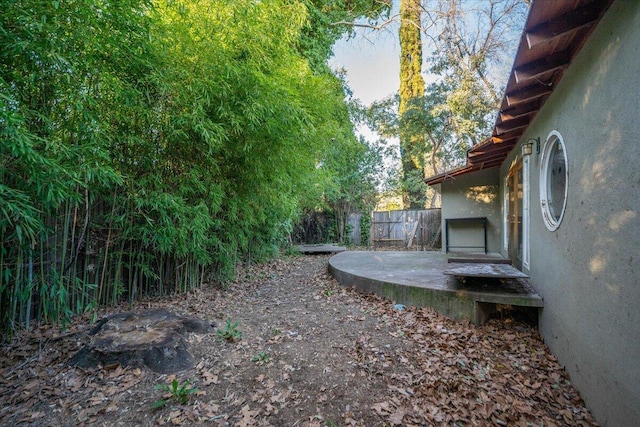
[289,1,393,244]
[142,0,356,268]
[426,0,529,148]
[293,76,388,245]
[315,134,385,243]
[363,0,527,208]
[299,0,392,73]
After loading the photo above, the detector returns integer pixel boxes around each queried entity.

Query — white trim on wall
[523,155,530,270]
[503,176,508,254]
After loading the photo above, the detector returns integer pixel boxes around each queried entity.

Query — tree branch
[331,14,400,31]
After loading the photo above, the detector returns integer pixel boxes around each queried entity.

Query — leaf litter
[0,253,598,426]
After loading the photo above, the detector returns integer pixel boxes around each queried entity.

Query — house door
[507,161,523,269]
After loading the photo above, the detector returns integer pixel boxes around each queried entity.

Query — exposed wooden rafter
[491,128,522,144]
[470,150,517,166]
[495,116,530,135]
[525,2,604,48]
[469,158,506,169]
[506,83,553,106]
[468,143,515,159]
[474,159,504,170]
[424,165,474,186]
[514,49,571,83]
[499,99,540,121]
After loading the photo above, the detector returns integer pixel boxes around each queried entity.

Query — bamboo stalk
[25,245,33,330]
[68,200,78,311]
[0,230,5,334]
[113,238,125,306]
[38,236,45,323]
[130,261,138,307]
[98,190,117,304]
[59,202,71,320]
[11,250,22,330]
[128,245,134,307]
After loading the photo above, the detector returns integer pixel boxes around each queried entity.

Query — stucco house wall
[499,1,640,424]
[438,168,501,253]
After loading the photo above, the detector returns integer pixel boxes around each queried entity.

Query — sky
[329,28,401,106]
[329,28,404,184]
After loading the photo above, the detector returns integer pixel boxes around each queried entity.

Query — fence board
[347,213,362,245]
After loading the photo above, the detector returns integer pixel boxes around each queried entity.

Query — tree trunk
[70,309,215,373]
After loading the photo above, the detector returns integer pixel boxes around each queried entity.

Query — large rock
[70,308,214,373]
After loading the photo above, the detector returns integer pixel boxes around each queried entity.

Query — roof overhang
[426,0,615,186]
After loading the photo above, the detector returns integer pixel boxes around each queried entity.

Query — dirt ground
[0,253,598,426]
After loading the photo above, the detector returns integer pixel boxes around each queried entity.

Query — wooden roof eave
[514,49,572,84]
[499,98,541,121]
[524,2,607,49]
[468,143,516,162]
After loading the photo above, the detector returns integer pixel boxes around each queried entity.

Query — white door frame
[503,155,530,270]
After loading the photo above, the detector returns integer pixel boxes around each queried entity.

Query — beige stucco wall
[438,168,501,253]
[500,2,640,425]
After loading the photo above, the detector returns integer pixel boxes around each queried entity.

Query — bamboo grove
[0,0,389,340]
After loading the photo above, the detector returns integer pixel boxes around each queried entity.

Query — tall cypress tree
[398,0,427,208]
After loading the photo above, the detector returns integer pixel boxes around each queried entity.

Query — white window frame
[540,130,568,232]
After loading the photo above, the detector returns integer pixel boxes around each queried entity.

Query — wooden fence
[301,209,441,249]
[370,209,441,249]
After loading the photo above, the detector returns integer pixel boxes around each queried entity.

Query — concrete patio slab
[328,251,543,324]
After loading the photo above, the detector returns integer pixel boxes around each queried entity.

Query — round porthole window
[540,131,568,231]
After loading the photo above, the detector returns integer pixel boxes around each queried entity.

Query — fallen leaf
[238,404,260,427]
[389,407,407,425]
